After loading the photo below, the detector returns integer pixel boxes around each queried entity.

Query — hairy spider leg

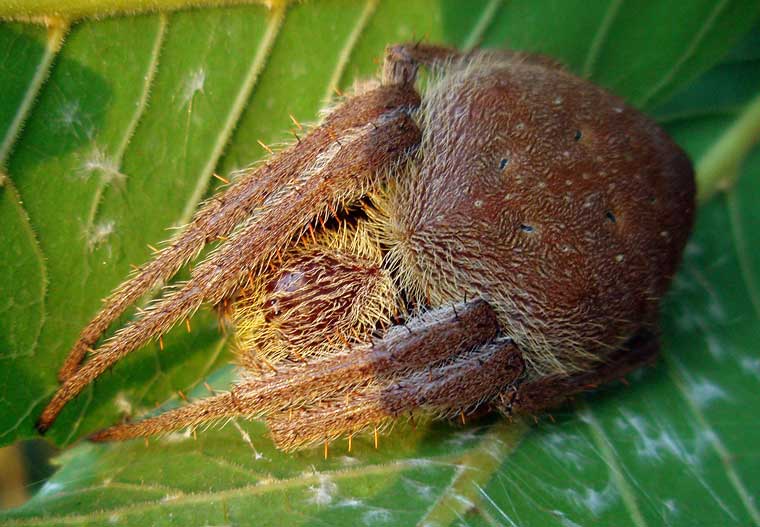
[505,329,660,415]
[58,85,421,382]
[269,329,659,451]
[267,339,523,451]
[38,91,422,433]
[381,42,563,85]
[88,301,501,442]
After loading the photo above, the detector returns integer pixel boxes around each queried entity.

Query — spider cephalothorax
[38,44,695,452]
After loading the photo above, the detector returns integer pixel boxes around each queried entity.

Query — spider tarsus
[35,420,49,435]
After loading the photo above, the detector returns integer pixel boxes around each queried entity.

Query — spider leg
[382,43,465,85]
[38,89,422,433]
[267,338,523,451]
[270,331,658,451]
[504,329,660,416]
[89,300,500,442]
[58,84,421,382]
[382,42,565,86]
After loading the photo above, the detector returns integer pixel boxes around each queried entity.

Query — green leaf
[1,1,759,525]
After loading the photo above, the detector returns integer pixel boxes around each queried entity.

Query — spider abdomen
[385,52,695,375]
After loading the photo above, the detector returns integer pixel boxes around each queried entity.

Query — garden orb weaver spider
[37,43,695,452]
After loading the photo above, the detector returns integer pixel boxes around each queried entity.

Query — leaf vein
[82,14,167,259]
[582,0,623,78]
[639,0,729,107]
[177,4,285,226]
[323,0,379,101]
[664,356,758,523]
[580,404,648,527]
[462,0,504,51]
[0,21,68,167]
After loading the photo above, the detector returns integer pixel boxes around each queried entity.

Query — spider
[37,43,695,452]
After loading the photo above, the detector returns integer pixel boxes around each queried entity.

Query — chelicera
[37,43,695,452]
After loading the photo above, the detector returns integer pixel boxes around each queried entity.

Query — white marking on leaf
[705,332,728,360]
[181,68,206,107]
[55,100,81,130]
[37,481,63,496]
[336,498,364,508]
[619,410,704,465]
[81,146,125,185]
[540,430,589,467]
[362,508,393,525]
[307,474,337,506]
[87,220,116,251]
[162,429,193,443]
[403,477,436,501]
[740,355,760,376]
[664,498,679,516]
[564,480,618,517]
[339,455,359,465]
[687,376,730,408]
[551,510,584,527]
[113,391,133,415]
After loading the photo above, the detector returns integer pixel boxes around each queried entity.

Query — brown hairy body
[38,44,695,452]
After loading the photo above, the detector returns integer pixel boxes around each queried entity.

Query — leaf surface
[1,1,759,525]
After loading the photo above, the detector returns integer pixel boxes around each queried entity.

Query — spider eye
[499,157,510,170]
[520,224,534,233]
[574,129,583,141]
[605,211,617,224]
